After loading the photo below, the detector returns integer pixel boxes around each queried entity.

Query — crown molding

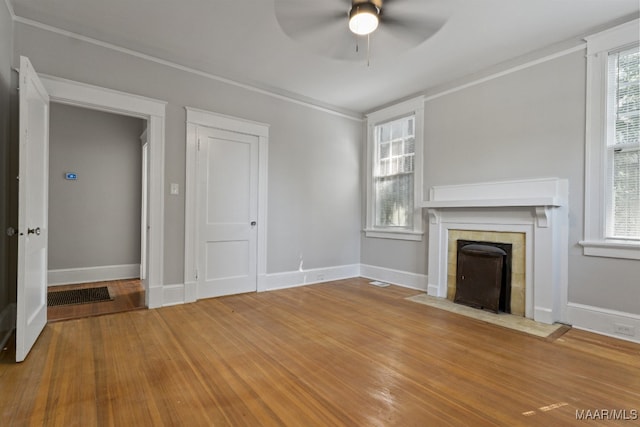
[422,43,586,104]
[12,15,364,122]
[3,0,15,19]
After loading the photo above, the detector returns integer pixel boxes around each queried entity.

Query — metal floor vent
[48,286,113,307]
[369,281,390,288]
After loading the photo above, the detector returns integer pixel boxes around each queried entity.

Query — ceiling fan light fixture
[348,2,379,36]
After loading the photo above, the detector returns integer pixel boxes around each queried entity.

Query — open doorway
[14,60,166,361]
[38,73,166,310]
[46,103,147,320]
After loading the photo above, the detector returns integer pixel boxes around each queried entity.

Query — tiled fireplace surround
[422,178,569,324]
[446,230,526,316]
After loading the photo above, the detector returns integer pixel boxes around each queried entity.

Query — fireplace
[454,239,512,314]
[447,230,526,316]
[422,178,569,324]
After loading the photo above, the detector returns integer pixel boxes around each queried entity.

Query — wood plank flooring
[47,279,145,322]
[1,278,638,426]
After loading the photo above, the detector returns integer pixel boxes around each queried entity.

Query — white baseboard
[48,264,140,286]
[533,306,555,325]
[360,264,428,291]
[0,303,16,350]
[567,302,640,344]
[427,283,440,296]
[146,285,163,309]
[162,284,186,307]
[184,281,197,303]
[140,263,427,309]
[265,264,360,291]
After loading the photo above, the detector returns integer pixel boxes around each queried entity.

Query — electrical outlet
[316,273,325,281]
[613,323,636,337]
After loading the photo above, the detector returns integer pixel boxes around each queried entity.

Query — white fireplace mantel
[422,178,569,324]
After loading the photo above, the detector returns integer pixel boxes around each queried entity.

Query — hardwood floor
[1,278,638,426]
[47,279,145,322]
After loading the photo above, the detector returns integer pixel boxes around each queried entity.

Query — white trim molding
[162,284,187,307]
[40,74,167,308]
[568,302,640,344]
[265,264,360,291]
[362,229,424,241]
[423,44,586,104]
[584,19,640,56]
[13,16,362,121]
[3,0,15,18]
[263,264,427,292]
[184,107,269,300]
[360,264,428,291]
[48,264,140,286]
[422,178,569,324]
[365,96,425,241]
[581,19,640,260]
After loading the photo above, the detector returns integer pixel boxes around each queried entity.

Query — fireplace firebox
[454,239,513,314]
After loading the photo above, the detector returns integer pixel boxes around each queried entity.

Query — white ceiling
[9,0,640,115]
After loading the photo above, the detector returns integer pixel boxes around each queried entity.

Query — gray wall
[0,0,14,342]
[48,103,143,270]
[13,22,362,284]
[361,49,640,315]
[15,14,634,318]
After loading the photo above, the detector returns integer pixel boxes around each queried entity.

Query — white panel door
[197,127,258,299]
[16,56,49,362]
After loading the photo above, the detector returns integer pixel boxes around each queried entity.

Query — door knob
[27,227,41,236]
[250,221,257,226]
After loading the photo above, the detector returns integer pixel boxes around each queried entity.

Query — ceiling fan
[274,0,446,61]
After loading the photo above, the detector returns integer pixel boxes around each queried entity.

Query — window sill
[364,228,423,241]
[578,240,640,260]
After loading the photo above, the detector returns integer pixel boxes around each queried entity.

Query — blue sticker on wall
[65,173,77,180]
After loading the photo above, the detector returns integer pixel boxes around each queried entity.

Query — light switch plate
[170,183,179,195]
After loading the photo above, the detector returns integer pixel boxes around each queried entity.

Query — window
[374,115,415,228]
[582,19,640,260]
[365,97,424,240]
[606,47,639,240]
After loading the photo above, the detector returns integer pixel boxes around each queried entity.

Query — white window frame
[365,96,424,241]
[581,19,640,260]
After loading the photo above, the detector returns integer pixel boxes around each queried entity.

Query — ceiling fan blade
[274,0,347,39]
[275,0,370,60]
[380,13,445,45]
[277,10,346,40]
[274,0,445,61]
[299,23,369,61]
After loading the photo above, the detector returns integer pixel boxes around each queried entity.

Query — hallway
[47,279,145,322]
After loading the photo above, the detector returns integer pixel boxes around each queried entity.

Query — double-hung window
[582,19,640,259]
[607,46,639,240]
[365,97,424,240]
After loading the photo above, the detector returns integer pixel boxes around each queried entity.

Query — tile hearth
[406,293,568,338]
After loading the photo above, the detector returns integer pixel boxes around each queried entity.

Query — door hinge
[195,269,198,280]
[197,139,201,151]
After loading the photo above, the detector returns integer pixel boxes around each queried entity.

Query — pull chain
[355,36,371,67]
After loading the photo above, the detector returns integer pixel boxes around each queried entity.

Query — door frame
[40,74,166,308]
[184,107,269,301]
[140,136,149,281]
